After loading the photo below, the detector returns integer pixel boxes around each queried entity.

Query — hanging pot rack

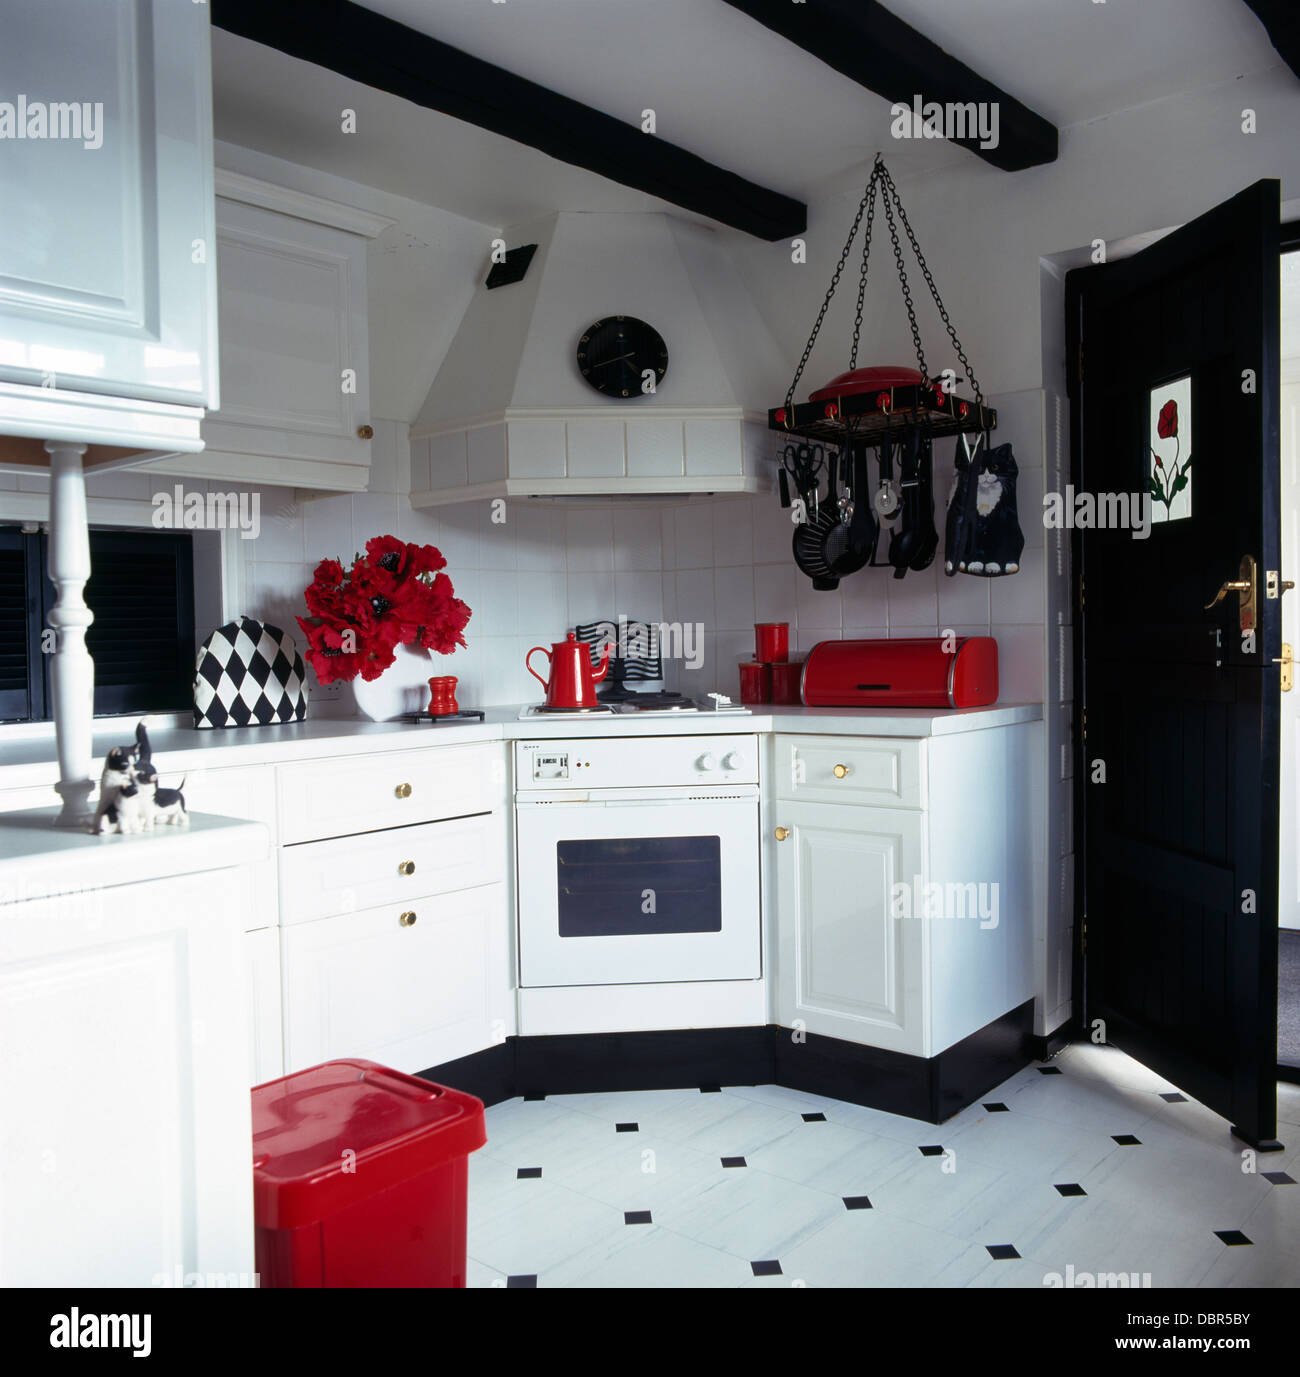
[767,153,994,445]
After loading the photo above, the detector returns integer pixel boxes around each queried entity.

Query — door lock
[1204,555,1257,632]
[1274,643,1293,692]
[1266,570,1294,599]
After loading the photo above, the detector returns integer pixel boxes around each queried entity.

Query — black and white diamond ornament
[193,617,308,729]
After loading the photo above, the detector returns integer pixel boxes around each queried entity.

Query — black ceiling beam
[210,0,806,241]
[721,0,1057,172]
[1242,1,1300,80]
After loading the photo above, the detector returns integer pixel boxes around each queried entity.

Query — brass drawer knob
[774,826,790,841]
[357,424,374,440]
[395,782,412,799]
[399,911,417,927]
[833,763,850,779]
[399,860,416,876]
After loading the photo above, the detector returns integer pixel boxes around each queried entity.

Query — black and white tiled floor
[466,1044,1300,1287]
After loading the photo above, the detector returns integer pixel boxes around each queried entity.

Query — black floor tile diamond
[624,1210,653,1225]
[1054,1182,1087,1197]
[983,1102,1010,1113]
[615,1122,639,1133]
[1037,1065,1063,1075]
[1112,1134,1142,1146]
[516,1167,542,1180]
[699,1084,722,1094]
[721,1156,747,1168]
[986,1244,1021,1260]
[1262,1171,1296,1185]
[802,1112,827,1122]
[1214,1230,1253,1246]
[919,1144,945,1156]
[506,1274,538,1288]
[843,1195,873,1210]
[1159,1092,1188,1103]
[523,1093,546,1102]
[750,1259,782,1277]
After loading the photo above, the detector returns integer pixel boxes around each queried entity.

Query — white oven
[514,736,761,988]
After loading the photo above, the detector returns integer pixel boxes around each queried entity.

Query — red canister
[738,661,771,704]
[769,659,804,705]
[755,622,789,663]
[427,676,459,715]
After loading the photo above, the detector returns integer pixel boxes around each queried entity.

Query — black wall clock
[576,316,668,398]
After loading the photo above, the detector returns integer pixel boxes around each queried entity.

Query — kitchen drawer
[279,812,503,926]
[280,882,504,1075]
[773,735,924,810]
[276,745,494,844]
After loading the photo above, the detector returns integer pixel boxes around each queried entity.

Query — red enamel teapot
[526,632,610,709]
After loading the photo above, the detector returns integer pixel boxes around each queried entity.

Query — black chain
[782,153,983,413]
[879,164,984,404]
[878,176,930,388]
[849,176,880,370]
[783,160,885,411]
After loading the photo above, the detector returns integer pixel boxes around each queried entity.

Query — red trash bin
[251,1058,486,1288]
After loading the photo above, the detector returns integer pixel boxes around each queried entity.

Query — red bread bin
[251,1058,485,1288]
[801,636,998,709]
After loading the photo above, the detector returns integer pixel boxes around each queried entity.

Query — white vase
[351,643,436,722]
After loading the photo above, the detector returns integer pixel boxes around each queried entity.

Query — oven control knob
[721,751,743,771]
[696,752,716,772]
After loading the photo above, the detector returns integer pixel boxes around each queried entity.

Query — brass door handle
[1274,643,1293,692]
[1204,581,1249,610]
[395,783,412,799]
[774,826,790,841]
[399,860,416,876]
[399,911,417,927]
[1203,556,1257,631]
[832,763,850,778]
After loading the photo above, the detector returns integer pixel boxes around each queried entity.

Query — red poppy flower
[1157,399,1178,439]
[296,616,368,685]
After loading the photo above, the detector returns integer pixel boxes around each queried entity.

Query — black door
[1067,179,1283,1150]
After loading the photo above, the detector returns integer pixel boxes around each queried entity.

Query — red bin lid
[251,1059,486,1228]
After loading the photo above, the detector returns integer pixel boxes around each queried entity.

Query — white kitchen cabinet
[144,183,385,491]
[771,725,1038,1060]
[182,764,279,932]
[0,1,217,465]
[0,811,264,1287]
[245,925,284,1086]
[281,883,505,1075]
[774,800,927,1055]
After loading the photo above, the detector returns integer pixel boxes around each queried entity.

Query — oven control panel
[516,735,759,790]
[530,751,570,781]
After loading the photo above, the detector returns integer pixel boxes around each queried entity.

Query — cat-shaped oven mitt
[944,433,1024,577]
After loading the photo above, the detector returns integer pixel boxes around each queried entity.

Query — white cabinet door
[148,197,371,489]
[183,765,279,932]
[773,801,928,1057]
[245,926,284,1087]
[281,883,504,1076]
[0,868,252,1286]
[0,2,216,408]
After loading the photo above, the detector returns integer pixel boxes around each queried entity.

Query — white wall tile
[303,493,354,563]
[565,506,614,571]
[674,503,713,569]
[566,570,616,627]
[516,570,567,635]
[614,505,663,571]
[659,506,678,570]
[352,492,400,547]
[507,421,566,478]
[476,568,519,636]
[436,501,483,570]
[713,565,755,631]
[367,418,402,495]
[613,571,664,624]
[753,563,799,627]
[467,424,508,483]
[751,495,792,565]
[675,568,715,628]
[712,500,754,567]
[795,577,842,633]
[566,420,625,477]
[994,624,1046,702]
[514,503,565,572]
[839,573,889,632]
[991,555,1046,625]
[626,419,684,477]
[937,571,992,629]
[885,568,938,631]
[245,486,304,564]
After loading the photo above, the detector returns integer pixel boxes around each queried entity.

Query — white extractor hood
[409,211,786,504]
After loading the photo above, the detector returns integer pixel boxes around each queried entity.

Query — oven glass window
[556,836,722,936]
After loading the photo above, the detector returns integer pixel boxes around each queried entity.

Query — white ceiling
[211,0,1285,231]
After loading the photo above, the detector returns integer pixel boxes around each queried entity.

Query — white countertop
[0,702,1042,790]
[0,810,270,902]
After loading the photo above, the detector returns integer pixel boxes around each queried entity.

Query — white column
[44,441,95,826]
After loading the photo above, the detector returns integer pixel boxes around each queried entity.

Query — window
[1149,375,1193,523]
[0,527,195,724]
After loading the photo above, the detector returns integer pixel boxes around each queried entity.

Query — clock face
[576,316,669,399]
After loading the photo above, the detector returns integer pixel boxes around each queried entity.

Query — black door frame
[1065,215,1299,1082]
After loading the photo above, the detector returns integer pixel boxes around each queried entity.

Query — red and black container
[801,636,999,709]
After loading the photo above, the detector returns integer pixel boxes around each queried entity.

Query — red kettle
[526,632,610,709]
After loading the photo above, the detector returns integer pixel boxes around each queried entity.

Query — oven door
[515,790,761,987]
